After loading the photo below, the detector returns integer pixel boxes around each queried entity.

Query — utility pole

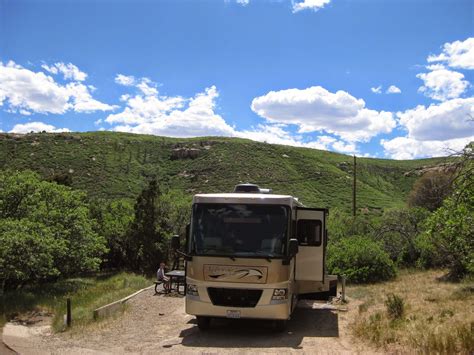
[352,155,357,217]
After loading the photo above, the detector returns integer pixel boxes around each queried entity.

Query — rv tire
[196,316,211,330]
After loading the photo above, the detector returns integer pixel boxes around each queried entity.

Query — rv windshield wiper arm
[235,250,272,262]
[200,248,235,261]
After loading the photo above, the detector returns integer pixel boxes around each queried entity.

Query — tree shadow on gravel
[179,306,339,349]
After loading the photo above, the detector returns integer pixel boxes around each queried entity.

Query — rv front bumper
[186,297,290,320]
[185,281,293,320]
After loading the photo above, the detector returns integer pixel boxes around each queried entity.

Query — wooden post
[341,275,346,303]
[66,298,72,327]
[352,155,357,217]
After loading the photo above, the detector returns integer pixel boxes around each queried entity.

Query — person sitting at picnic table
[157,262,171,292]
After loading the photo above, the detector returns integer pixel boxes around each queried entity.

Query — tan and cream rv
[172,184,337,331]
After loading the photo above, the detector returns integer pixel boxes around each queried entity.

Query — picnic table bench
[154,269,185,295]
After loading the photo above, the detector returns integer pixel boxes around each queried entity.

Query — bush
[327,208,379,243]
[0,170,107,290]
[408,171,453,211]
[0,219,59,290]
[417,150,473,280]
[374,208,430,267]
[417,194,473,279]
[327,236,396,283]
[385,293,405,320]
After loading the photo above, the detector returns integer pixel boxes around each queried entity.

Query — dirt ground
[0,329,16,355]
[4,287,380,354]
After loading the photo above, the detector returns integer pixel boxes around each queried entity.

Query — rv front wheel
[196,316,211,330]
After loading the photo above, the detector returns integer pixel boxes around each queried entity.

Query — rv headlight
[272,288,288,300]
[187,284,199,296]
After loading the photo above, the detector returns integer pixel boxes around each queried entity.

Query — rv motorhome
[171,184,337,331]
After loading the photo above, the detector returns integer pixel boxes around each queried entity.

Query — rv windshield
[191,203,289,258]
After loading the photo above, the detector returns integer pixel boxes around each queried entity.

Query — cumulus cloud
[250,86,395,142]
[236,0,250,5]
[381,136,473,160]
[107,80,235,137]
[9,121,70,134]
[108,77,361,153]
[381,97,474,159]
[416,65,469,101]
[386,85,401,94]
[427,37,474,70]
[41,62,87,81]
[371,86,382,94]
[292,0,331,12]
[397,97,474,141]
[0,60,117,115]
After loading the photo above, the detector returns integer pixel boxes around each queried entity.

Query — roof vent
[233,183,272,194]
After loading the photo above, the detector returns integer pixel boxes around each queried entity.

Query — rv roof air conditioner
[233,183,272,194]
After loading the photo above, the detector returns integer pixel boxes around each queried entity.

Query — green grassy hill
[0,131,447,212]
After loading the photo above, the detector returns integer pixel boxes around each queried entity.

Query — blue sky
[1,0,473,159]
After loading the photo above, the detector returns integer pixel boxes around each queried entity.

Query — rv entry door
[295,207,327,282]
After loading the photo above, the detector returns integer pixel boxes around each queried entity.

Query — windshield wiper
[199,248,235,261]
[235,250,273,263]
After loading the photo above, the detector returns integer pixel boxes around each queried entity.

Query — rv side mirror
[171,235,180,250]
[289,238,299,256]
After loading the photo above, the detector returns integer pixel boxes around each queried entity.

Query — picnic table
[165,270,185,295]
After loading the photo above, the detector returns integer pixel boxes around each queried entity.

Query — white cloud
[427,37,474,70]
[397,97,474,141]
[115,74,136,86]
[416,65,469,101]
[381,136,473,160]
[41,62,87,81]
[292,0,331,12]
[9,121,70,134]
[115,74,158,95]
[66,82,119,112]
[250,86,395,142]
[108,77,362,153]
[136,78,158,96]
[237,124,303,146]
[382,97,474,159]
[386,85,401,94]
[236,0,249,5]
[0,60,116,115]
[107,83,235,137]
[371,86,382,94]
[237,125,359,153]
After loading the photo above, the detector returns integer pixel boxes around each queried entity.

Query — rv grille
[207,287,262,308]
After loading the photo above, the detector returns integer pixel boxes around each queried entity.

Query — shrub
[417,150,473,280]
[374,208,430,267]
[418,193,473,279]
[385,293,405,320]
[327,236,396,283]
[327,208,379,243]
[0,170,107,290]
[408,170,453,211]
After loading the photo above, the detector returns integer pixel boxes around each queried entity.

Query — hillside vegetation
[0,131,447,211]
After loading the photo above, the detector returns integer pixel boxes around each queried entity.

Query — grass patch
[0,272,151,331]
[349,269,474,353]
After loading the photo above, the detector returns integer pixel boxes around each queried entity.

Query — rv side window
[297,219,322,246]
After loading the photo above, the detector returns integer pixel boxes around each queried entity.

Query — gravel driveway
[19,287,376,354]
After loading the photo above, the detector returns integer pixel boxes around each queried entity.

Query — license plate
[226,310,241,319]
